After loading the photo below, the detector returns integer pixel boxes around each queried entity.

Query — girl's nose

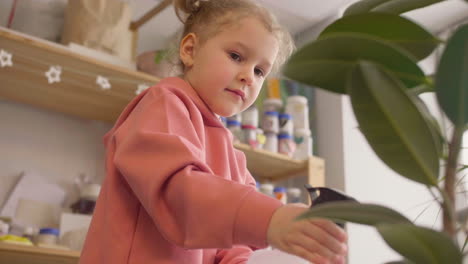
[238,68,254,86]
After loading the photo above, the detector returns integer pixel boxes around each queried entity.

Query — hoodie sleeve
[112,90,282,249]
[215,245,254,264]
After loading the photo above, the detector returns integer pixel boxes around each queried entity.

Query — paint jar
[242,105,259,127]
[293,128,313,160]
[278,133,295,157]
[274,187,287,204]
[263,98,283,113]
[36,228,59,245]
[262,111,279,134]
[242,125,258,147]
[287,188,302,204]
[227,120,242,143]
[279,113,294,135]
[263,132,278,153]
[259,183,275,198]
[285,95,309,130]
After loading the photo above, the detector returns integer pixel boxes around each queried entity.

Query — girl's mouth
[226,89,245,101]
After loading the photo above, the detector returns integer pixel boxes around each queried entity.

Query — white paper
[247,249,309,264]
[0,172,66,221]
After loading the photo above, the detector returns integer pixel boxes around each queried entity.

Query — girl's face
[180,17,279,117]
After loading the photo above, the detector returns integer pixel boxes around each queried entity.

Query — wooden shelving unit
[234,143,324,186]
[0,243,79,264]
[0,28,325,263]
[0,27,160,123]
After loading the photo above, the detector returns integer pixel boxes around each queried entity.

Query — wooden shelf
[0,27,160,123]
[0,242,79,264]
[234,143,324,185]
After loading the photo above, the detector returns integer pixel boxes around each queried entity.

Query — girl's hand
[266,203,348,264]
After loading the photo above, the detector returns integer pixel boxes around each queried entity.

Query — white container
[287,188,302,203]
[285,96,309,130]
[36,228,59,245]
[262,111,279,134]
[263,98,283,112]
[227,114,242,123]
[279,113,293,135]
[293,128,313,160]
[242,125,258,147]
[242,105,259,127]
[227,120,242,142]
[263,133,278,153]
[278,133,295,157]
[259,183,275,198]
[274,187,287,204]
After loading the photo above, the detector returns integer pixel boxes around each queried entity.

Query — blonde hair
[173,0,295,75]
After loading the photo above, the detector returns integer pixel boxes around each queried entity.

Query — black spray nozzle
[304,184,358,228]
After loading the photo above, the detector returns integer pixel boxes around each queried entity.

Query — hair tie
[193,0,208,11]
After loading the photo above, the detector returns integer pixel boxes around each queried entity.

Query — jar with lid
[274,187,287,204]
[263,132,278,153]
[278,133,295,157]
[242,125,258,147]
[241,105,259,127]
[259,183,274,198]
[36,228,59,246]
[262,111,279,134]
[227,120,242,143]
[287,188,302,203]
[279,113,293,135]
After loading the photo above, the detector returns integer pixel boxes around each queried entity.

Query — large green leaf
[296,201,412,226]
[320,13,440,60]
[435,23,468,128]
[372,0,447,14]
[344,0,446,16]
[347,61,440,185]
[377,224,463,264]
[385,261,415,264]
[412,95,444,158]
[284,33,427,94]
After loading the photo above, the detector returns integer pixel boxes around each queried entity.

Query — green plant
[283,0,468,263]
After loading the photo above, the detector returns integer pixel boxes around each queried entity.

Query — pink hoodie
[79,77,282,264]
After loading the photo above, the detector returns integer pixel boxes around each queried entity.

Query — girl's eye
[229,52,241,62]
[254,68,264,77]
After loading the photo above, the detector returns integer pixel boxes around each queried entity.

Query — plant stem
[442,126,464,237]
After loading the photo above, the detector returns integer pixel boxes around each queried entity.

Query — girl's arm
[113,90,281,249]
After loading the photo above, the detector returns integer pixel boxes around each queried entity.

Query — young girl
[80,0,348,263]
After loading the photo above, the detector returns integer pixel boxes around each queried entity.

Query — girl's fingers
[291,232,337,260]
[287,244,330,264]
[311,219,348,242]
[300,221,347,255]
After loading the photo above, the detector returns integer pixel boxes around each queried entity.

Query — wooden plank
[0,242,79,264]
[0,27,160,123]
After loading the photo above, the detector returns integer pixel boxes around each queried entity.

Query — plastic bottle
[263,98,283,113]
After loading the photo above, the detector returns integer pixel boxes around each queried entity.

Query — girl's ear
[179,33,198,68]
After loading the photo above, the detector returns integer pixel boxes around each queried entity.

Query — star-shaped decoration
[135,84,150,95]
[96,75,111,90]
[0,49,13,68]
[45,65,62,84]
